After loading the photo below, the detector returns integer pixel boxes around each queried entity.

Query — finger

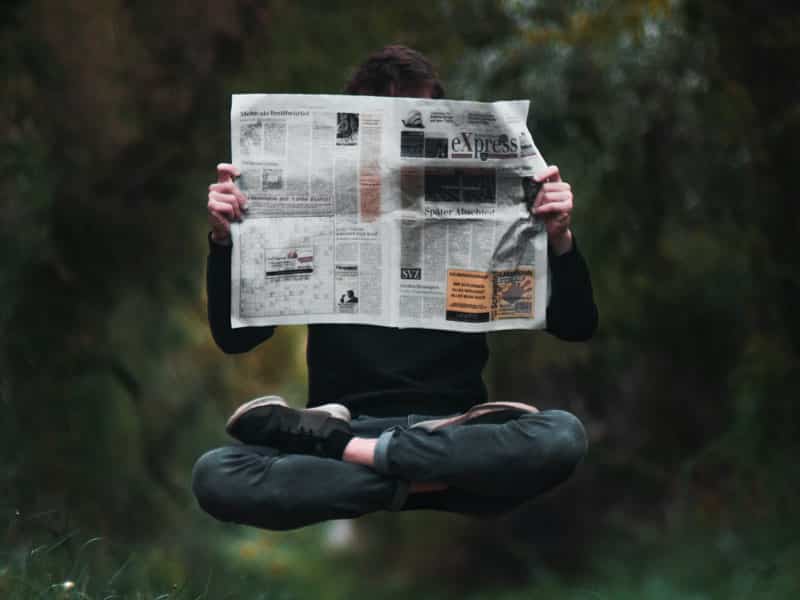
[209,190,240,208]
[209,181,240,193]
[209,190,238,202]
[542,181,571,193]
[533,189,572,211]
[540,191,573,205]
[534,201,572,215]
[532,187,547,210]
[534,165,561,183]
[535,201,572,215]
[209,182,249,210]
[209,191,241,220]
[217,163,241,183]
[208,199,236,218]
[208,198,237,220]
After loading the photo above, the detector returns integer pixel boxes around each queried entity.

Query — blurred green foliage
[1,0,798,597]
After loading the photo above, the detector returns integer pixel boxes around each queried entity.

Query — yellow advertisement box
[446,270,492,323]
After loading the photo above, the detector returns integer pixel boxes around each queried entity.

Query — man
[193,46,598,530]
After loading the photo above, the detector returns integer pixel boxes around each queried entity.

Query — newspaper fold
[230,94,549,332]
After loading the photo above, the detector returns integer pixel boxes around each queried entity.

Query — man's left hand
[532,165,574,255]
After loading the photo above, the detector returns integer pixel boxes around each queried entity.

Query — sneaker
[225,395,353,458]
[411,401,539,432]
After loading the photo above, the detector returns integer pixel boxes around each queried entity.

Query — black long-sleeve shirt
[207,236,597,417]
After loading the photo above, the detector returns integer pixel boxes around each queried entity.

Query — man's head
[345,45,444,99]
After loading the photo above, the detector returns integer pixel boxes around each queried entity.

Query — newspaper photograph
[230,93,550,332]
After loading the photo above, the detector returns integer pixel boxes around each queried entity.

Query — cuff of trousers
[388,479,410,512]
[374,428,396,475]
[208,231,233,252]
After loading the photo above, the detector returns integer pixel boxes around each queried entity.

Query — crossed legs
[192,404,587,531]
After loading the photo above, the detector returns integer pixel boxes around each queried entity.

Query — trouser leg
[192,410,587,528]
[372,409,588,500]
[192,444,403,531]
[351,413,526,516]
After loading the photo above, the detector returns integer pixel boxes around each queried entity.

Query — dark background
[2,1,798,597]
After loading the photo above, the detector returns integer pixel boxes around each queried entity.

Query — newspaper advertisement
[230,93,549,332]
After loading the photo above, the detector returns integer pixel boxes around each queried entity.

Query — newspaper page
[230,94,549,332]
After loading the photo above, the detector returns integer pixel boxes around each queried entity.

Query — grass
[2,510,798,599]
[1,519,301,599]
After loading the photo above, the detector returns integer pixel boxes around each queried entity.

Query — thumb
[217,163,240,183]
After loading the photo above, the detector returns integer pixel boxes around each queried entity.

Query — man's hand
[531,165,574,256]
[208,163,248,244]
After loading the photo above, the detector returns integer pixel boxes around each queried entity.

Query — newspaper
[230,94,550,332]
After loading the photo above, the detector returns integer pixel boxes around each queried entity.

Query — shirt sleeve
[545,236,599,341]
[206,234,276,353]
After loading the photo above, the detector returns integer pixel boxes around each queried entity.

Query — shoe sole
[225,396,351,433]
[412,401,539,431]
[225,396,287,432]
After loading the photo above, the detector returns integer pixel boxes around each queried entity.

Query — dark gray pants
[192,410,586,531]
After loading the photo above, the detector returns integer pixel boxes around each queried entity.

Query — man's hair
[344,45,445,98]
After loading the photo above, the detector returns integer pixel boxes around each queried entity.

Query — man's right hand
[208,163,248,244]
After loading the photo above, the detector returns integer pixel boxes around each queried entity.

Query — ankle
[342,437,378,466]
